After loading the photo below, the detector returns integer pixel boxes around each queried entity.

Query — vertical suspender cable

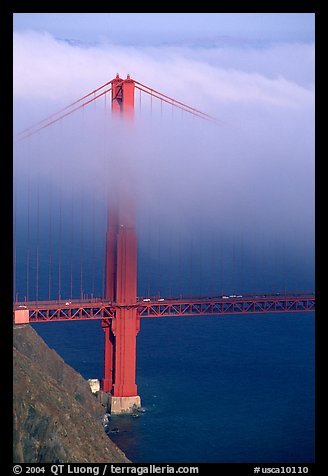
[220,232,224,295]
[238,231,242,294]
[168,231,172,298]
[26,177,30,302]
[178,230,182,297]
[258,230,262,292]
[240,232,244,294]
[58,195,62,301]
[35,131,41,302]
[213,233,218,296]
[199,229,202,297]
[147,210,151,298]
[302,231,306,293]
[102,209,105,300]
[92,191,95,298]
[189,237,193,297]
[232,230,235,294]
[282,236,287,294]
[157,221,161,299]
[262,230,266,289]
[102,196,107,300]
[262,231,266,292]
[271,236,276,294]
[36,175,40,302]
[253,228,257,293]
[81,107,85,299]
[101,207,105,300]
[271,236,280,293]
[275,235,281,294]
[60,121,64,301]
[48,188,52,300]
[211,233,217,295]
[70,189,74,300]
[13,183,17,301]
[80,194,84,299]
[102,99,110,300]
[258,230,263,292]
[215,233,219,295]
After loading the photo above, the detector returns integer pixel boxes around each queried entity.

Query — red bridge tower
[101,74,141,414]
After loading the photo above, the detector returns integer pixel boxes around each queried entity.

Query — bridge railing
[13,292,315,324]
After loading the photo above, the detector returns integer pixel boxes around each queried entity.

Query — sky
[13,13,315,297]
[13,13,315,46]
[13,12,315,112]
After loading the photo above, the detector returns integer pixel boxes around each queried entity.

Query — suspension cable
[15,75,220,143]
[134,80,220,123]
[14,86,113,142]
[135,85,218,122]
[21,80,114,136]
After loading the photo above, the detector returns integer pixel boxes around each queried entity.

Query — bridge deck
[13,293,315,323]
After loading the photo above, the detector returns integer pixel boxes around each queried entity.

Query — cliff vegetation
[13,324,130,463]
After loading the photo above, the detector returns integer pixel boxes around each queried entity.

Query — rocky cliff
[13,324,130,463]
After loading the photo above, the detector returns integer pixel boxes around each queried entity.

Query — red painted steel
[111,73,123,114]
[122,75,135,118]
[103,74,140,398]
[136,294,316,317]
[101,319,114,393]
[112,308,140,397]
[13,294,315,322]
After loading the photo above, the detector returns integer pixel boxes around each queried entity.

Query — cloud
[13,30,314,213]
[13,31,314,110]
[13,31,315,296]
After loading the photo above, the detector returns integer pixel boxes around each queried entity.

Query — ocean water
[32,311,315,463]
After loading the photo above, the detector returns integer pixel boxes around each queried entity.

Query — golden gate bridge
[13,73,315,414]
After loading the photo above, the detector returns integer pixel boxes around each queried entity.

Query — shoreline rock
[13,324,130,463]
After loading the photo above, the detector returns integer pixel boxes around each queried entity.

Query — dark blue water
[33,311,314,463]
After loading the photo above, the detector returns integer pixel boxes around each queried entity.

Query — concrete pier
[110,396,141,414]
[88,379,100,394]
[14,309,29,324]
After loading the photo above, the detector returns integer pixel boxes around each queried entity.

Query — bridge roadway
[13,293,315,323]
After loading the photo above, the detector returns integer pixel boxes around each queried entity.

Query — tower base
[110,395,141,414]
